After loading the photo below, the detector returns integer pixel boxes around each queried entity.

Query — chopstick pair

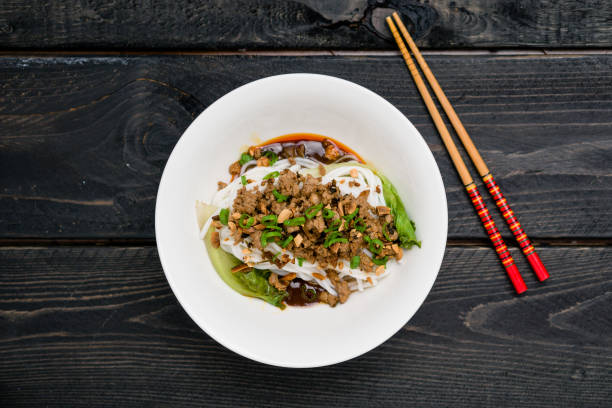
[386,13,549,294]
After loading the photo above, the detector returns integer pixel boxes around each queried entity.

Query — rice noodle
[200,158,400,295]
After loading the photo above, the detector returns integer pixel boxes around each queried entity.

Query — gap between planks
[0,238,609,248]
[0,49,611,58]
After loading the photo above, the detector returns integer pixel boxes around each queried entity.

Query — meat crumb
[229,161,241,176]
[217,181,228,190]
[288,157,296,165]
[323,142,341,161]
[257,156,270,167]
[376,185,381,193]
[319,291,338,307]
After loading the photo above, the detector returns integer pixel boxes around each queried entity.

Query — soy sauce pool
[258,133,364,165]
[285,278,324,306]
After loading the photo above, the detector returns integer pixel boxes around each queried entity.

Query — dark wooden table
[1,1,611,406]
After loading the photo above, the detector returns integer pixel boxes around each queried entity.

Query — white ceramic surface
[155,74,447,368]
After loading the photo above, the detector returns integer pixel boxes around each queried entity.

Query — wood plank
[0,55,610,239]
[1,1,611,50]
[0,246,610,406]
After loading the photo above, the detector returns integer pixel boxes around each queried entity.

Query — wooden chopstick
[386,16,527,294]
[391,12,549,282]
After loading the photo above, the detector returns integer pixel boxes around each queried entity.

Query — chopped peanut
[294,234,304,247]
[211,231,220,248]
[277,208,292,223]
[366,277,373,285]
[228,221,236,232]
[217,181,228,190]
[242,247,251,254]
[318,164,326,176]
[337,262,344,270]
[256,156,269,166]
[254,223,266,230]
[375,265,385,276]
[349,168,358,178]
[339,179,345,184]
[231,263,250,273]
[248,146,260,157]
[375,185,381,193]
[395,247,403,261]
[212,220,223,229]
[312,272,326,280]
[391,244,400,254]
[281,272,297,281]
[376,206,391,215]
[232,212,241,219]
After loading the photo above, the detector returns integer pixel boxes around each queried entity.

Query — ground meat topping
[224,169,399,271]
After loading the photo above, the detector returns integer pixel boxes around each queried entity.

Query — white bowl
[155,74,447,368]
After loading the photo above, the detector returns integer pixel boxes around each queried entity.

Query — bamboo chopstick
[391,12,549,282]
[386,16,528,294]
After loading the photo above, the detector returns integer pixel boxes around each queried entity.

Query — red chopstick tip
[527,252,550,281]
[506,263,528,294]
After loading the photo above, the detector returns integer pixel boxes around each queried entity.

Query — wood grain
[0,246,610,406]
[0,1,611,50]
[0,55,610,239]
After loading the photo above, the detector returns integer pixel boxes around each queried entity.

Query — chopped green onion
[297,257,305,267]
[283,216,305,226]
[354,218,367,233]
[324,237,348,248]
[301,285,317,301]
[326,231,341,241]
[264,151,278,165]
[238,214,255,229]
[239,153,253,165]
[305,203,324,219]
[241,175,247,185]
[322,208,335,219]
[261,231,282,247]
[219,208,229,225]
[382,223,391,240]
[350,255,360,269]
[272,189,288,202]
[272,252,282,262]
[369,238,384,254]
[261,214,277,227]
[343,207,359,222]
[371,256,388,266]
[266,225,282,231]
[263,171,280,180]
[324,219,341,232]
[363,235,372,244]
[281,235,294,248]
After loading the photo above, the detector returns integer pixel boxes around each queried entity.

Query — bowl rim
[155,73,448,367]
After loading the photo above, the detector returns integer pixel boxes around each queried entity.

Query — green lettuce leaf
[303,163,420,249]
[377,172,421,249]
[196,201,287,309]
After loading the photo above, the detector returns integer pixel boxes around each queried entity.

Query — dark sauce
[258,133,364,165]
[285,278,324,306]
